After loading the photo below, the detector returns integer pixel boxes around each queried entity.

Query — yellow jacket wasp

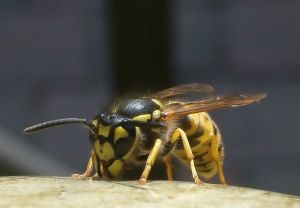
[24,83,266,184]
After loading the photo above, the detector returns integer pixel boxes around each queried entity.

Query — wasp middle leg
[170,128,202,184]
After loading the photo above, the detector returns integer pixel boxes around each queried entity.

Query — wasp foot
[137,177,147,185]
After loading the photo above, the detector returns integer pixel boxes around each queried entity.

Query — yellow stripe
[102,142,114,161]
[94,141,114,162]
[94,140,101,158]
[197,112,212,137]
[132,114,151,122]
[114,126,129,145]
[122,127,141,160]
[151,99,163,109]
[197,162,217,179]
[107,160,123,178]
[185,113,200,136]
[191,143,208,154]
[98,124,111,137]
[194,155,211,165]
[200,113,214,135]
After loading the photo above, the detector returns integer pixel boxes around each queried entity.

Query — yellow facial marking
[107,160,123,178]
[98,124,111,137]
[94,141,114,161]
[94,140,101,157]
[114,126,129,144]
[132,114,151,122]
[151,99,163,109]
[122,127,141,160]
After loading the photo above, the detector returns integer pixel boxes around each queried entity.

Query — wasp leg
[171,128,202,184]
[138,139,162,184]
[163,155,173,181]
[210,135,227,185]
[72,150,96,178]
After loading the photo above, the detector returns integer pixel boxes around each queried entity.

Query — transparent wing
[161,93,266,120]
[152,83,214,99]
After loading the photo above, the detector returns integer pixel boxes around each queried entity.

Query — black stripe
[204,114,209,122]
[185,113,204,147]
[175,139,200,150]
[189,127,204,140]
[175,140,184,150]
[194,159,211,167]
[213,124,218,136]
[175,131,203,151]
[175,114,203,150]
[160,140,176,156]
[136,154,149,161]
[178,116,192,131]
[196,168,213,173]
[194,152,208,161]
[89,133,97,142]
[218,143,223,153]
[96,157,102,177]
[98,135,111,145]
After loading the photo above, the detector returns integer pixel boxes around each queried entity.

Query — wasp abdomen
[173,112,223,179]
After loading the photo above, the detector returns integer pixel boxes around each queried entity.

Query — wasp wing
[152,83,214,99]
[161,93,266,120]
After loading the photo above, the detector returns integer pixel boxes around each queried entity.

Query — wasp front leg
[72,150,97,178]
[170,128,202,184]
[138,139,162,184]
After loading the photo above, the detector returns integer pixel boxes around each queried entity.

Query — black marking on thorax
[99,113,127,126]
[116,98,161,118]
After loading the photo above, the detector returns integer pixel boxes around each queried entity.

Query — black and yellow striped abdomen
[173,112,224,180]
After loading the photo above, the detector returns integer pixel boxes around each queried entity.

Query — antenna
[23,118,96,135]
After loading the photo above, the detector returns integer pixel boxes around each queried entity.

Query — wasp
[24,83,266,184]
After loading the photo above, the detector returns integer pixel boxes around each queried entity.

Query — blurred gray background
[0,1,299,195]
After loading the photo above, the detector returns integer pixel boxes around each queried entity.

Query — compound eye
[152,110,161,121]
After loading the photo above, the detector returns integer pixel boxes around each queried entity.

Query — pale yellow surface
[0,176,299,208]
